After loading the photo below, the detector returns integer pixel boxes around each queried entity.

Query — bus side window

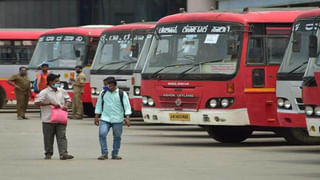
[247,37,264,64]
[266,37,288,65]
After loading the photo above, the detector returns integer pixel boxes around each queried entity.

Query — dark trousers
[42,123,68,156]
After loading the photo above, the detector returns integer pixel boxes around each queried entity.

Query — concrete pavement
[0,112,319,180]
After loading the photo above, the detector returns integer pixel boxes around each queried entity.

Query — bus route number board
[169,113,190,121]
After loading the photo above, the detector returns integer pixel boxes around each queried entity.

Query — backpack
[101,89,125,116]
[33,78,39,93]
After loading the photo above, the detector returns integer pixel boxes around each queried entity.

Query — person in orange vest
[36,62,50,92]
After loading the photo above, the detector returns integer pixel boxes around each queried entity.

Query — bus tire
[280,128,320,145]
[83,102,95,117]
[0,87,7,109]
[205,126,253,143]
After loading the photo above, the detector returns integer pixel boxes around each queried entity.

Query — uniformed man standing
[71,65,86,119]
[7,66,32,120]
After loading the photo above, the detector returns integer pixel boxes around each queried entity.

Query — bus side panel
[0,80,15,101]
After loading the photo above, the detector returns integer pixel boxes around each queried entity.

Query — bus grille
[295,98,305,111]
[159,96,199,109]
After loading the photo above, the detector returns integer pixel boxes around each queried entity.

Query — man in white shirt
[35,73,74,160]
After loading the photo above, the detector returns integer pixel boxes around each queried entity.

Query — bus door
[244,24,291,126]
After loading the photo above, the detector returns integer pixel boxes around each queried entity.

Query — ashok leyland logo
[175,98,182,107]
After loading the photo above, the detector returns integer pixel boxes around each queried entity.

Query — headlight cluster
[277,98,292,109]
[134,86,141,96]
[206,98,234,108]
[91,88,100,95]
[142,96,155,106]
[305,105,320,117]
[60,82,73,90]
[30,82,34,89]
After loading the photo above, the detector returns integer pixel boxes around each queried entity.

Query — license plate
[169,113,190,121]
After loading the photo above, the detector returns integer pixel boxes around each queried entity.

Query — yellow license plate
[169,113,190,121]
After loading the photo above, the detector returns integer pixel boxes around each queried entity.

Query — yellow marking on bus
[267,118,276,122]
[244,88,275,92]
[0,78,9,80]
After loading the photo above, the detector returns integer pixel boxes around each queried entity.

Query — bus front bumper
[142,107,250,126]
[306,117,320,137]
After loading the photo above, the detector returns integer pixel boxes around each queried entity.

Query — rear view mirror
[227,39,238,56]
[309,34,318,58]
[131,43,139,58]
[292,32,301,52]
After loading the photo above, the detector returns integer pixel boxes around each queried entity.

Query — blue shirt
[95,88,132,123]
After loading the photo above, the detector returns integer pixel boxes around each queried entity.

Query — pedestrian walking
[94,77,132,160]
[71,65,86,119]
[34,73,74,160]
[7,66,32,120]
[36,62,50,92]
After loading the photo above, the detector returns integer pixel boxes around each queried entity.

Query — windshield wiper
[288,61,308,74]
[114,61,137,72]
[47,57,61,63]
[151,63,194,78]
[178,59,224,76]
[97,61,128,70]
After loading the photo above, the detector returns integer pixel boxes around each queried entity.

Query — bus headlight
[284,100,291,109]
[277,98,284,107]
[314,107,320,116]
[134,87,141,96]
[221,98,229,108]
[147,97,154,106]
[60,83,65,89]
[142,96,148,105]
[68,84,73,89]
[305,106,314,116]
[209,99,218,108]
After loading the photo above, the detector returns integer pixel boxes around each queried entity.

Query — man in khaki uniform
[7,66,31,120]
[71,65,86,119]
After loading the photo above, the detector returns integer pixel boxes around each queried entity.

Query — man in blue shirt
[94,77,131,160]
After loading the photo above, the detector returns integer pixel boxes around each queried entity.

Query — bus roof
[0,29,47,40]
[103,23,155,33]
[41,26,112,37]
[296,8,320,20]
[157,10,313,26]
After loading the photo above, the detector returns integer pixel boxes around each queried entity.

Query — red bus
[0,29,45,108]
[90,23,154,116]
[141,9,310,143]
[276,9,320,144]
[302,9,320,137]
[28,25,112,116]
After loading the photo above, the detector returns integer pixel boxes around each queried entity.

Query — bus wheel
[83,102,95,117]
[0,87,6,109]
[205,126,253,143]
[280,128,320,145]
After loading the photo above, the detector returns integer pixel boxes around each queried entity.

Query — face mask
[76,70,81,74]
[103,86,109,91]
[53,83,61,89]
[19,71,26,76]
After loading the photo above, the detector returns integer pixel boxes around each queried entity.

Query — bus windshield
[0,40,37,65]
[305,26,320,77]
[29,35,87,68]
[142,23,243,78]
[91,32,146,71]
[134,34,153,72]
[278,19,316,74]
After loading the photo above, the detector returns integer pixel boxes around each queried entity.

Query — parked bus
[28,25,112,116]
[0,29,45,108]
[276,9,320,144]
[131,29,155,115]
[302,9,320,137]
[90,23,154,115]
[141,9,310,143]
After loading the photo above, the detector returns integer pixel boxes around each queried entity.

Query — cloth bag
[50,106,68,124]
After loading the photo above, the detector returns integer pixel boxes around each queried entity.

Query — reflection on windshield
[144,32,241,75]
[135,34,153,71]
[279,20,315,74]
[29,35,86,68]
[92,33,146,71]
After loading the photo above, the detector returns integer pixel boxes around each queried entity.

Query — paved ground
[0,112,319,180]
